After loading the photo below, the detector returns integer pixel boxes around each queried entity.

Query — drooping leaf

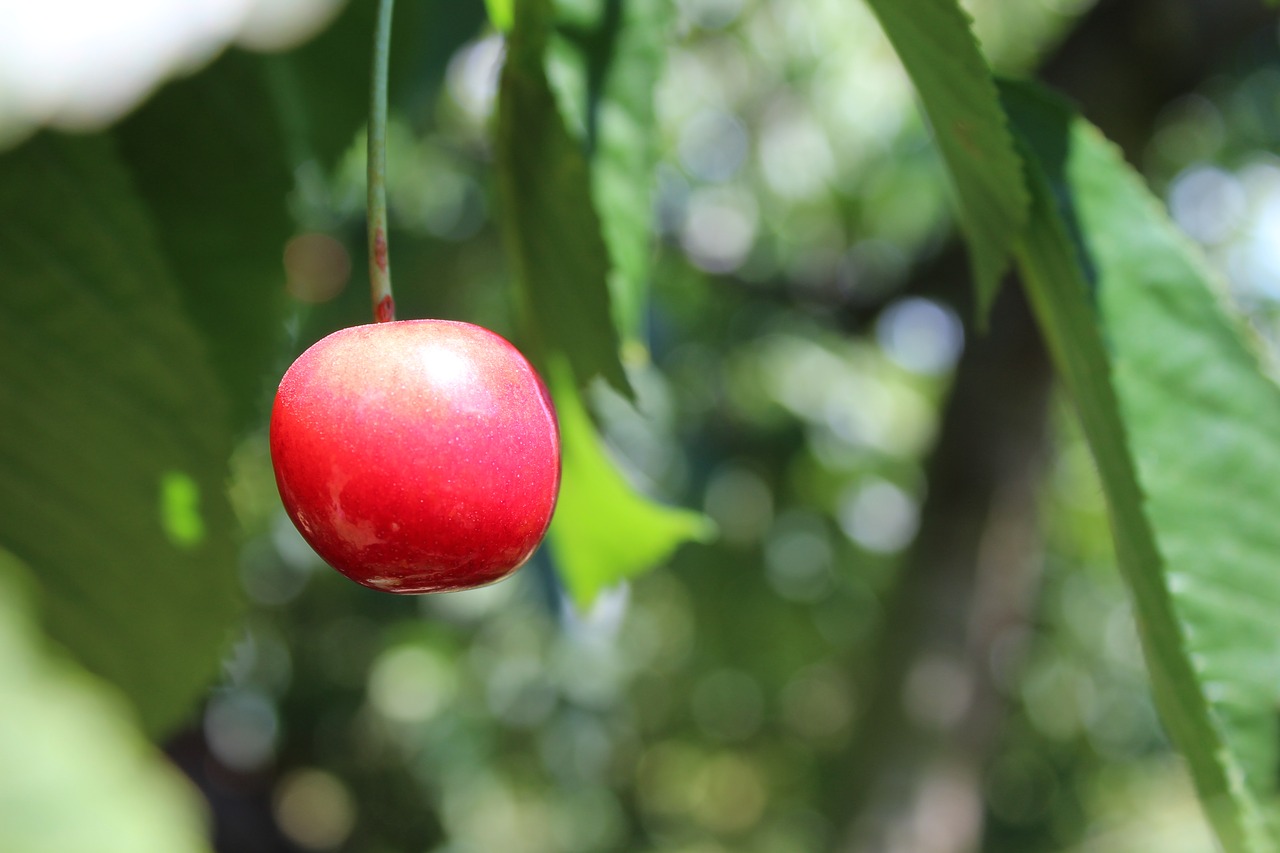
[1005,80,1280,853]
[0,133,240,736]
[524,0,703,602]
[548,0,670,348]
[495,0,633,396]
[547,362,713,609]
[0,552,212,853]
[115,51,293,432]
[865,0,1027,320]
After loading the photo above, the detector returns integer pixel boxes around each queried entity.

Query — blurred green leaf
[0,552,212,853]
[865,0,1028,320]
[486,0,515,32]
[115,51,292,431]
[547,362,713,609]
[1006,81,1280,853]
[549,0,669,347]
[285,2,479,172]
[0,133,240,736]
[496,0,633,396]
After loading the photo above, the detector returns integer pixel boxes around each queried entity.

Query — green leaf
[0,133,240,736]
[864,0,1028,319]
[1005,80,1280,852]
[115,51,293,432]
[547,362,713,609]
[486,0,515,32]
[548,0,670,348]
[496,0,633,396]
[0,552,212,853]
[280,3,469,172]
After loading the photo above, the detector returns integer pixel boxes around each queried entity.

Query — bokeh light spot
[903,655,973,731]
[447,35,504,124]
[203,689,278,772]
[284,232,350,304]
[1167,165,1246,246]
[780,665,855,743]
[875,297,965,376]
[764,512,835,603]
[367,644,456,724]
[273,768,356,851]
[679,108,749,182]
[704,464,773,545]
[837,477,919,553]
[691,752,768,833]
[681,186,759,273]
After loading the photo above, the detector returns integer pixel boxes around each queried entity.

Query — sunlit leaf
[486,0,515,32]
[865,0,1028,320]
[496,0,633,396]
[548,0,670,347]
[1006,80,1280,853]
[115,51,293,432]
[0,553,212,853]
[0,133,240,736]
[547,362,713,609]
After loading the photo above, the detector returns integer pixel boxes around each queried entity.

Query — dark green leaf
[1006,80,1279,853]
[285,2,482,172]
[865,0,1028,319]
[0,133,240,736]
[549,0,670,347]
[547,362,713,608]
[0,552,212,852]
[115,51,293,431]
[496,0,633,396]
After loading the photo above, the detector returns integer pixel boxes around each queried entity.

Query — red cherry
[269,319,560,593]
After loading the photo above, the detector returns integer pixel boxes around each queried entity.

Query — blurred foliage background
[3,0,1280,851]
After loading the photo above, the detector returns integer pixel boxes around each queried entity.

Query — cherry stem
[367,0,396,323]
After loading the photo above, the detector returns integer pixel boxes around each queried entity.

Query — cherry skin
[269,319,560,593]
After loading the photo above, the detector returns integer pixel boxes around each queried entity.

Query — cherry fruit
[270,319,560,593]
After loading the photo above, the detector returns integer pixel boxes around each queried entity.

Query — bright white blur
[0,0,342,147]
